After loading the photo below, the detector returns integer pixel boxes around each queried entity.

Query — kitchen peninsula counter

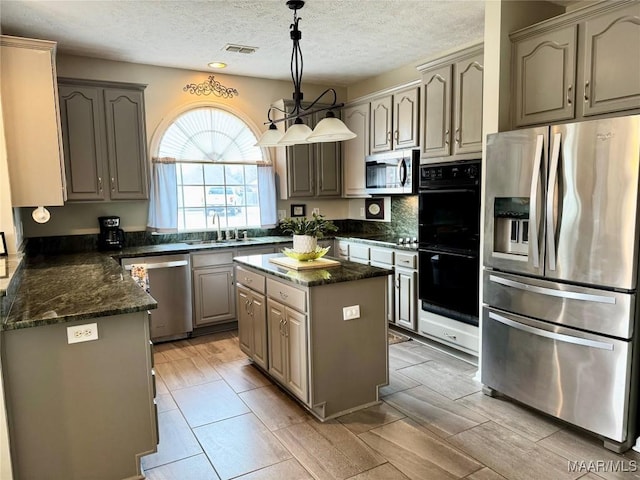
[1,252,157,331]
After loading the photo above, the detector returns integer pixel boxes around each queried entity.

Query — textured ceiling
[0,0,486,86]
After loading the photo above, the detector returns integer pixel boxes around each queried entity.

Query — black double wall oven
[418,160,481,326]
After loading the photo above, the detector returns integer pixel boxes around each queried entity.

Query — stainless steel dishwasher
[122,254,193,342]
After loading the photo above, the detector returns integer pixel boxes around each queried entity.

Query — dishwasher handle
[123,260,189,271]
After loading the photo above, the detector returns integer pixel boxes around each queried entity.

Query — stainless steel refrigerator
[482,114,640,452]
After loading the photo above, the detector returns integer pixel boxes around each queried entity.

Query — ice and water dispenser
[493,197,529,256]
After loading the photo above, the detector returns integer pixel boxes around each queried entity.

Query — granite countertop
[234,253,392,287]
[1,233,412,331]
[2,253,157,331]
[334,234,419,251]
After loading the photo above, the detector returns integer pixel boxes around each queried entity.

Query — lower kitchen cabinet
[394,252,418,331]
[1,312,157,480]
[237,281,268,370]
[192,251,236,328]
[267,297,308,402]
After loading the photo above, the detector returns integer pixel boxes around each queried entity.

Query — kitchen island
[234,253,391,420]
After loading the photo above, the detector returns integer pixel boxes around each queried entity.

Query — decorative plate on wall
[365,198,385,220]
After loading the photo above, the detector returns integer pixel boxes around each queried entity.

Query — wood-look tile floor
[141,330,640,480]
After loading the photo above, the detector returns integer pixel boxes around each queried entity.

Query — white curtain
[147,157,178,233]
[258,164,277,228]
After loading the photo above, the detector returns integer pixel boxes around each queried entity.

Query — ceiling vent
[224,44,258,54]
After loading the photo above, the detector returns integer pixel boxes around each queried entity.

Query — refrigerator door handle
[489,274,616,304]
[529,134,544,268]
[546,132,562,271]
[488,311,614,351]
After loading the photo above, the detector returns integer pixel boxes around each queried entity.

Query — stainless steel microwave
[365,149,419,195]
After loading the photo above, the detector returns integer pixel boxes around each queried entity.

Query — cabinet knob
[111,177,116,192]
[387,131,392,142]
[444,129,450,146]
[394,130,399,141]
[279,291,288,299]
[98,177,103,192]
[455,128,460,145]
[443,332,457,341]
[567,84,573,106]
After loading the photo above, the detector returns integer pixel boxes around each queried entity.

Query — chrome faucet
[211,213,222,241]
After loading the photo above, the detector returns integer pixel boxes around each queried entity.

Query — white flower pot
[292,234,317,253]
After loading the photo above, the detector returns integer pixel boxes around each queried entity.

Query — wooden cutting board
[269,256,341,270]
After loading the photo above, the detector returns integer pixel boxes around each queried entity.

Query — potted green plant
[278,213,338,252]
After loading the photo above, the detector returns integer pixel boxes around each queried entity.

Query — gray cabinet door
[453,53,484,155]
[285,307,308,402]
[422,65,452,158]
[193,265,236,327]
[342,103,370,197]
[104,88,149,200]
[394,87,420,149]
[267,298,287,385]
[287,144,314,197]
[59,85,107,201]
[513,25,577,127]
[582,2,640,117]
[395,267,417,330]
[237,285,253,356]
[251,291,268,370]
[315,139,341,197]
[370,95,393,153]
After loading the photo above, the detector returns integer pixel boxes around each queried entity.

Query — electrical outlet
[67,323,99,344]
[360,207,365,217]
[342,305,360,321]
[278,210,286,221]
[312,207,320,215]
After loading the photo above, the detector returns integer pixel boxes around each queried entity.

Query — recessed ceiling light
[208,62,227,69]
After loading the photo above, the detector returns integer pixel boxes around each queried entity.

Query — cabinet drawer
[395,252,417,269]
[370,248,394,265]
[192,251,234,268]
[236,266,266,294]
[267,279,306,312]
[419,311,478,353]
[349,244,370,262]
[336,241,350,258]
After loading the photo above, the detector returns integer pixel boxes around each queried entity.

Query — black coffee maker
[98,216,125,250]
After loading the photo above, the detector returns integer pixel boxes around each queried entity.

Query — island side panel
[1,311,156,480]
[308,275,389,419]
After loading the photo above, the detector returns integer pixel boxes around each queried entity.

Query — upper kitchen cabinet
[0,35,66,207]
[58,78,149,201]
[418,43,484,160]
[511,0,640,127]
[273,100,341,199]
[370,85,420,153]
[342,102,370,197]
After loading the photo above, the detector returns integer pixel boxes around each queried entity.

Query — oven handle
[489,274,616,304]
[488,311,614,351]
[124,260,189,271]
[419,248,477,260]
[418,188,478,194]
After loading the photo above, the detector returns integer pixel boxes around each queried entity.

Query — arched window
[156,107,268,231]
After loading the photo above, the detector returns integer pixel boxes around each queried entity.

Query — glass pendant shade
[307,112,357,143]
[255,123,283,147]
[278,119,313,145]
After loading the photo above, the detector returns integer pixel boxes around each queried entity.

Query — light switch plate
[67,323,99,344]
[342,305,360,320]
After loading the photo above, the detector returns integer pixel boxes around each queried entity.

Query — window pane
[225,165,244,185]
[204,164,224,184]
[206,207,227,229]
[177,186,184,207]
[245,165,258,185]
[234,186,247,206]
[245,186,259,206]
[181,164,204,184]
[183,186,205,207]
[227,207,246,227]
[184,208,207,229]
[206,186,230,206]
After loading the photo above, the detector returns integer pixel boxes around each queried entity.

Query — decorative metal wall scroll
[183,76,239,98]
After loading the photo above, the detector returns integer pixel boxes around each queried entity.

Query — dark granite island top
[2,253,157,331]
[233,253,392,287]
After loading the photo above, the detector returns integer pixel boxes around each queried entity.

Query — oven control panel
[419,160,480,188]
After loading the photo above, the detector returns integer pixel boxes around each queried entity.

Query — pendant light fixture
[255,0,356,147]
